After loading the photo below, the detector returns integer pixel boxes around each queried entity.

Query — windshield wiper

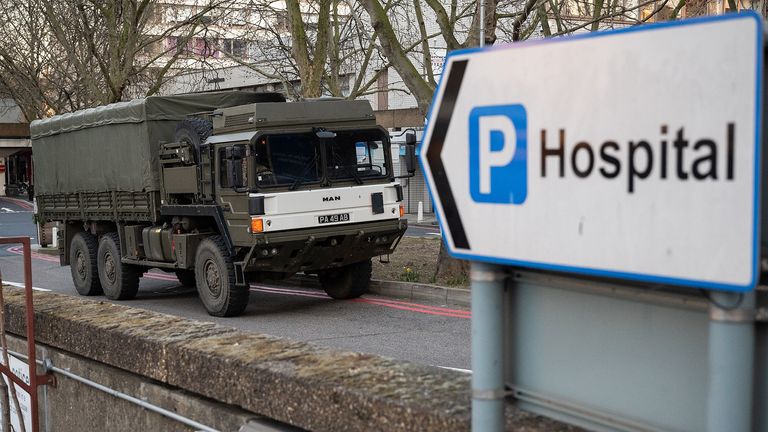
[289,153,319,191]
[330,152,363,185]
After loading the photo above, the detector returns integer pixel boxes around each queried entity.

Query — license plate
[318,213,350,224]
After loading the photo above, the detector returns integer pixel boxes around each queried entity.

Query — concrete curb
[32,245,58,256]
[0,288,577,432]
[409,221,440,228]
[286,274,470,307]
[369,279,469,306]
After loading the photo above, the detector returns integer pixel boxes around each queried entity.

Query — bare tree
[362,0,493,115]
[360,0,703,282]
[0,0,221,119]
[285,0,331,97]
[211,0,397,100]
[0,0,56,120]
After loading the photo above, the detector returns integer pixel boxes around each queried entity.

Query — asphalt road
[0,197,469,370]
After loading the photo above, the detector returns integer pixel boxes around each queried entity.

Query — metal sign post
[470,262,506,430]
[421,12,765,432]
[706,290,756,432]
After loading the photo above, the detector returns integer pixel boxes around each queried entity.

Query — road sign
[421,12,763,292]
[0,354,31,432]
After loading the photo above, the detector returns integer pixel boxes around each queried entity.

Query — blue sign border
[420,11,764,292]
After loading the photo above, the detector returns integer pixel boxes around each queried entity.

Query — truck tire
[318,259,372,300]
[70,232,102,296]
[97,233,140,300]
[174,118,213,153]
[194,236,249,317]
[175,269,196,287]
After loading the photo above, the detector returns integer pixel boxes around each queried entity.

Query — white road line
[2,281,51,292]
[438,366,471,374]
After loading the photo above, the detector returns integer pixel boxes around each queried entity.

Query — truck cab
[158,99,411,311]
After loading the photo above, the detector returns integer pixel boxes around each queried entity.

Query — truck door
[216,143,251,246]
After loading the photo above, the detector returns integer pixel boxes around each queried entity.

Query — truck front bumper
[242,218,407,274]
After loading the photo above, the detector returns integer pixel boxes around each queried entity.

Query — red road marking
[6,247,470,319]
[253,285,470,319]
[259,285,470,316]
[253,286,329,299]
[0,197,33,210]
[8,247,58,263]
[352,298,471,318]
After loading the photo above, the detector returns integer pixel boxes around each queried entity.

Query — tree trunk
[433,242,470,286]
[361,0,435,111]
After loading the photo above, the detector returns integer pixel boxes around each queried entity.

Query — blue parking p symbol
[469,104,527,204]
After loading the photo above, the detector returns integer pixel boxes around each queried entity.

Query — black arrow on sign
[426,59,470,250]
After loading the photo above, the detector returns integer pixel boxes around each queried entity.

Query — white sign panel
[0,355,32,432]
[422,13,763,292]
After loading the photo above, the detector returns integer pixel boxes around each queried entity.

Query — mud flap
[234,262,247,286]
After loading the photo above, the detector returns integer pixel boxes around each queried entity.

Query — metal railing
[0,237,55,432]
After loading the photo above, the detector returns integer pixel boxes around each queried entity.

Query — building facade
[0,99,31,198]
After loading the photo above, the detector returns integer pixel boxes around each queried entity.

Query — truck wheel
[97,233,140,300]
[194,236,249,317]
[318,259,372,300]
[70,232,102,296]
[175,270,196,287]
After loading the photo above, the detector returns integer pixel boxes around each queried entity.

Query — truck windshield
[253,129,388,188]
[253,134,320,187]
[326,130,388,183]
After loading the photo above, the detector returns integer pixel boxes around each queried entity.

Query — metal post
[479,0,485,48]
[471,261,506,431]
[706,290,755,432]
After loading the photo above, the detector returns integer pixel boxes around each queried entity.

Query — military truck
[32,92,415,317]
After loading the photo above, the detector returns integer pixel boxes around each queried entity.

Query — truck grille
[224,113,253,128]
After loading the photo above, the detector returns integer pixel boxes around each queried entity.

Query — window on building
[163,5,194,23]
[142,40,164,57]
[167,36,182,54]
[232,39,247,57]
[274,11,289,32]
[222,8,248,26]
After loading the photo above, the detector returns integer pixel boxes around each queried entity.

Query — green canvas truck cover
[31,91,282,195]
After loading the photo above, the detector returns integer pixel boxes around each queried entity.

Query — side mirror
[405,132,417,175]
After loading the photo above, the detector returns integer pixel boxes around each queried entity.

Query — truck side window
[219,148,230,189]
[219,145,247,189]
[364,141,386,174]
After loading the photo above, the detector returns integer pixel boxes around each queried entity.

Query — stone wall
[0,287,577,431]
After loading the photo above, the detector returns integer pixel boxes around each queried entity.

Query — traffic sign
[421,12,763,292]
